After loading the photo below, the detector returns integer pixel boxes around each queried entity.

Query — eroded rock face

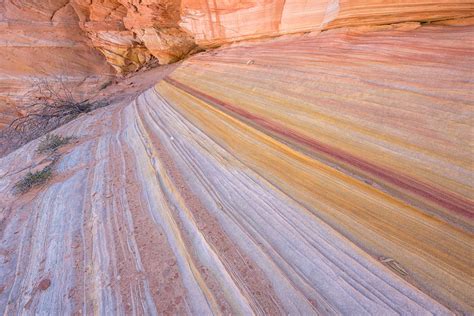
[120,0,197,63]
[71,0,153,74]
[72,0,196,73]
[1,0,473,127]
[328,0,474,28]
[180,0,474,46]
[0,0,114,127]
[121,0,195,64]
[3,0,473,81]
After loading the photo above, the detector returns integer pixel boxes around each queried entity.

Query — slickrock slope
[1,24,472,314]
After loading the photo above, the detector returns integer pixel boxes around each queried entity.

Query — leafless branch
[0,75,108,155]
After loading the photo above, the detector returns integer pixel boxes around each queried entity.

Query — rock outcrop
[0,2,473,312]
[1,24,472,314]
[0,0,114,128]
[1,0,472,101]
[71,0,197,73]
[3,0,473,81]
[180,0,473,46]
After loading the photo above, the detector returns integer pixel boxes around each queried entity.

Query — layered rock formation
[0,0,198,128]
[0,0,114,127]
[3,0,473,80]
[1,0,473,313]
[1,24,472,314]
[180,0,474,46]
[1,0,472,117]
[71,0,197,73]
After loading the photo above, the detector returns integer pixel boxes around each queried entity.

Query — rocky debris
[37,279,51,291]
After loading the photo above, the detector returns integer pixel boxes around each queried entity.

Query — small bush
[99,80,113,90]
[3,76,107,155]
[14,165,53,194]
[37,134,72,154]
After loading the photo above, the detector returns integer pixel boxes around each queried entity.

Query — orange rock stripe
[156,79,474,312]
[164,77,473,220]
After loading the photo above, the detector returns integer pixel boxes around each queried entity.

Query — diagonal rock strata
[0,23,472,314]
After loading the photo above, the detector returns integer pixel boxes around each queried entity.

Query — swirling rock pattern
[0,24,473,314]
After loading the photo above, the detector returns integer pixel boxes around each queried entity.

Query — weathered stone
[0,0,114,128]
[180,0,473,46]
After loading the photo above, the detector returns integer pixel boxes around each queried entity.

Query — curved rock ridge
[0,24,472,314]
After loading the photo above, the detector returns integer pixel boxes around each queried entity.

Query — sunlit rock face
[72,0,196,73]
[120,0,197,64]
[180,0,331,46]
[0,0,114,128]
[71,0,153,74]
[180,0,473,46]
[2,0,472,86]
[328,0,474,28]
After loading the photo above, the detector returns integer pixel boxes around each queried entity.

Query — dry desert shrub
[9,76,106,136]
[0,76,107,156]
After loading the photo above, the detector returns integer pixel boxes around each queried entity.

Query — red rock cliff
[180,0,473,46]
[2,0,473,76]
[0,0,114,126]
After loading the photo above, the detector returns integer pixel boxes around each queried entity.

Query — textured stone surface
[71,0,153,74]
[180,0,474,46]
[162,25,474,312]
[2,0,472,105]
[0,0,114,128]
[1,25,472,314]
[4,0,472,85]
[72,0,196,72]
[119,0,197,63]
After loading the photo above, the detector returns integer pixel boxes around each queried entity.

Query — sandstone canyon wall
[70,0,474,70]
[2,0,473,78]
[180,0,473,46]
[0,0,114,127]
[71,0,198,74]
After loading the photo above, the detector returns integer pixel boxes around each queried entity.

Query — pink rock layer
[1,0,473,129]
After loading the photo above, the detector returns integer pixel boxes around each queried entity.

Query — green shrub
[14,165,53,194]
[37,134,72,154]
